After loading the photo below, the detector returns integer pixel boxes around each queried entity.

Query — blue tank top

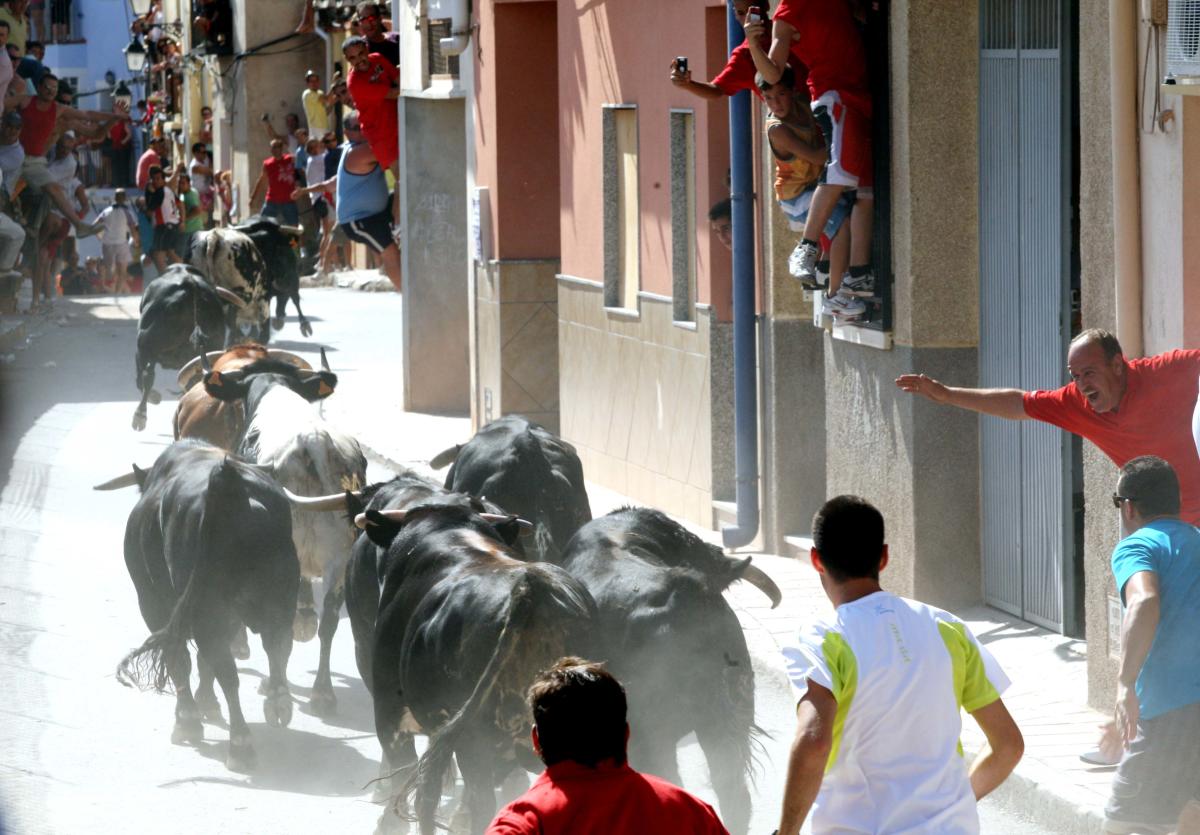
[335,142,389,224]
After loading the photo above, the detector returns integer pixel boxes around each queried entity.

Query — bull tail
[428,443,462,470]
[399,578,538,828]
[116,459,245,692]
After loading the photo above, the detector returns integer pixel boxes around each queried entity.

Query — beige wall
[559,278,713,526]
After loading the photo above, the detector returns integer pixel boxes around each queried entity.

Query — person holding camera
[775,496,1023,835]
[668,0,802,100]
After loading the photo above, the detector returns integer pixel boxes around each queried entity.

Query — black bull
[433,414,592,562]
[232,216,313,338]
[95,440,299,772]
[359,503,595,835]
[557,506,784,835]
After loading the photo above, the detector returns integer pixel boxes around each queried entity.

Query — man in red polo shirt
[896,329,1200,525]
[248,137,298,226]
[668,0,804,101]
[343,35,398,173]
[486,657,729,835]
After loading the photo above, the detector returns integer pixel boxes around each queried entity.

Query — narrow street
[0,288,1062,834]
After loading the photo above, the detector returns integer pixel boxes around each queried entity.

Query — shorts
[1104,701,1200,831]
[102,242,132,268]
[313,198,329,220]
[340,207,393,254]
[151,223,181,254]
[811,90,873,190]
[20,156,56,190]
[262,200,299,226]
[779,185,856,239]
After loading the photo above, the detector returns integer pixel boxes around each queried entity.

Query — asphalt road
[0,288,1063,834]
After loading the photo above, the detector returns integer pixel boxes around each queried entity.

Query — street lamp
[113,81,133,111]
[124,38,147,74]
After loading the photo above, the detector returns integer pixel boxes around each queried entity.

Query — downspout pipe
[313,22,334,93]
[1110,0,1143,357]
[721,3,760,550]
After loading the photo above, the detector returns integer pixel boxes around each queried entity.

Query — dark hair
[1118,456,1181,518]
[356,1,384,18]
[730,0,773,12]
[342,35,369,54]
[529,657,627,768]
[148,165,162,177]
[0,20,10,32]
[708,197,732,223]
[755,65,795,92]
[127,263,143,278]
[1070,328,1123,361]
[812,495,886,581]
[26,40,42,51]
[39,72,57,85]
[192,141,206,153]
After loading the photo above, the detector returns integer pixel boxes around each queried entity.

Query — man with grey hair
[1103,456,1200,835]
[896,329,1200,524]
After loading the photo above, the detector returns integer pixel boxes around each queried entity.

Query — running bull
[201,351,366,715]
[131,264,247,431]
[557,507,783,835]
[432,414,592,561]
[187,226,273,343]
[357,503,595,835]
[231,215,313,338]
[94,440,298,771]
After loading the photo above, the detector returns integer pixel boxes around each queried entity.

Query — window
[427,19,461,79]
[670,109,696,322]
[603,105,639,311]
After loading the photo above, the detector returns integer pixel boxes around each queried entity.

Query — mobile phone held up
[675,56,688,75]
[747,5,763,22]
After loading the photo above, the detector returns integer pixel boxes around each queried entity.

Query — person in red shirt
[486,657,730,835]
[248,137,298,225]
[748,0,875,296]
[343,35,399,173]
[668,0,805,101]
[896,329,1200,525]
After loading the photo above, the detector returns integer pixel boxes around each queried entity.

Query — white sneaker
[821,290,866,319]
[815,261,831,290]
[842,270,876,297]
[788,241,822,289]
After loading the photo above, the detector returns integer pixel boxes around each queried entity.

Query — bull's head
[200,350,339,404]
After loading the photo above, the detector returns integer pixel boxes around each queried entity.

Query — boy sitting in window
[759,68,862,320]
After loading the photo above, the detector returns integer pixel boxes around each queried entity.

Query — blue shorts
[263,200,299,226]
[779,186,856,239]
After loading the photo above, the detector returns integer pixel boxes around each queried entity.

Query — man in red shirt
[248,137,298,226]
[669,0,804,101]
[343,35,399,173]
[486,657,729,835]
[896,329,1200,525]
[748,0,875,295]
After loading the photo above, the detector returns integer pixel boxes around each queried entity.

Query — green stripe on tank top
[821,631,858,772]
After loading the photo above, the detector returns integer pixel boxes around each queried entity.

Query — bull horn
[265,350,313,371]
[279,224,303,237]
[429,443,462,470]
[320,346,331,372]
[739,561,783,609]
[93,471,142,491]
[283,487,358,511]
[214,286,247,309]
[479,513,534,532]
[177,351,227,390]
[354,508,409,529]
[200,351,213,373]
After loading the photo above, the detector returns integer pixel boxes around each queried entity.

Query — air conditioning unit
[1167,0,1200,78]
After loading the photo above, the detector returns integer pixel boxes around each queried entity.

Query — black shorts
[151,224,180,254]
[340,208,392,254]
[313,198,329,220]
[1105,701,1200,830]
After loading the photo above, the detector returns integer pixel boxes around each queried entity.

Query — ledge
[831,323,893,350]
[1162,80,1200,97]
[556,274,603,289]
[603,306,640,321]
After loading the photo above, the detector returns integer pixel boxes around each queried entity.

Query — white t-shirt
[188,156,211,194]
[0,141,24,196]
[305,151,327,200]
[47,151,77,186]
[782,591,1010,835]
[96,204,135,245]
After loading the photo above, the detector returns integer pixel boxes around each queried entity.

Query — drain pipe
[313,23,334,95]
[721,3,759,550]
[1110,0,1143,357]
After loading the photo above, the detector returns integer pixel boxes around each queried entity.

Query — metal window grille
[427,19,460,78]
[1168,0,1200,76]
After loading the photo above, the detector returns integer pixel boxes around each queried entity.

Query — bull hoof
[308,686,337,717]
[146,388,162,405]
[263,686,293,728]
[131,409,147,431]
[226,734,257,773]
[300,321,313,337]
[196,690,223,724]
[272,316,285,331]
[171,715,203,746]
[230,628,251,660]
[293,607,318,643]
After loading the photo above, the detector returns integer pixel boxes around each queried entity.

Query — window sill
[604,306,640,321]
[829,321,892,350]
[672,320,698,331]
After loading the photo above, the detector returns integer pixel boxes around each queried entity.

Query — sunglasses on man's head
[359,14,379,22]
[1112,493,1137,509]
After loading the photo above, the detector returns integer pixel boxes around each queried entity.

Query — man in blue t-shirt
[1105,455,1200,835]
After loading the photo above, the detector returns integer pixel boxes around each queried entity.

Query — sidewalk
[338,394,1111,834]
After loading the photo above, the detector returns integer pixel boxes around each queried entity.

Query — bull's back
[174,386,246,449]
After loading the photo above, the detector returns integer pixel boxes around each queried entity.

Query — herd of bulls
[98,323,783,834]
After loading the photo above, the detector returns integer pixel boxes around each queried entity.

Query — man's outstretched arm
[777,682,836,835]
[895,374,1030,421]
[968,698,1024,799]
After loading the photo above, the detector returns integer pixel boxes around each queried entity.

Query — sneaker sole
[841,286,875,298]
